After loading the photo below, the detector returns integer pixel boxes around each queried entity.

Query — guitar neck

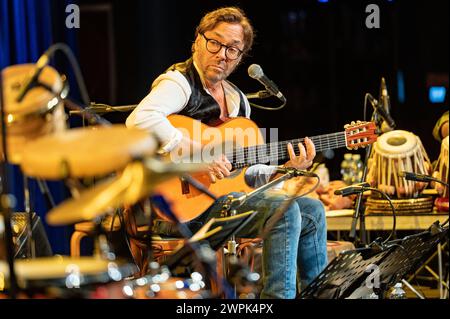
[230,131,347,169]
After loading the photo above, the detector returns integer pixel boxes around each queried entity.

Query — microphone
[367,92,396,130]
[276,167,317,177]
[334,182,370,196]
[398,171,435,183]
[16,51,51,102]
[379,77,396,130]
[248,64,286,102]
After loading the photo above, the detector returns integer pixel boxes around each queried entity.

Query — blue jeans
[190,191,328,299]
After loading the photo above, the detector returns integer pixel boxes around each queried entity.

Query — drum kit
[0,63,218,299]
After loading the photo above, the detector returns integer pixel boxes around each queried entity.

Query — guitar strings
[224,132,352,168]
[230,135,348,168]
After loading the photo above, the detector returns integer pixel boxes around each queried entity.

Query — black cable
[365,187,397,244]
[249,99,287,111]
[43,43,91,107]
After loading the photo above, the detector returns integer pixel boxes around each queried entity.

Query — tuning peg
[351,121,355,125]
[356,120,361,124]
[344,124,350,129]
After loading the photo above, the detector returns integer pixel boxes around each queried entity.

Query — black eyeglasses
[201,33,243,60]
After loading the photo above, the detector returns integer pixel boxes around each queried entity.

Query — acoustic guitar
[154,115,378,222]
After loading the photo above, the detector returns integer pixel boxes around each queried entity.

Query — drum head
[375,130,418,156]
[2,64,63,115]
[1,64,65,164]
[20,125,157,179]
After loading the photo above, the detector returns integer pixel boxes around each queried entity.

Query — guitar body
[154,115,264,222]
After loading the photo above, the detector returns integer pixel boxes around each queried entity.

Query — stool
[70,216,122,257]
[235,238,263,273]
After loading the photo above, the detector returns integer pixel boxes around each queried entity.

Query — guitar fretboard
[227,131,347,169]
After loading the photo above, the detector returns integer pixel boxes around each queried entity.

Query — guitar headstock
[344,121,378,150]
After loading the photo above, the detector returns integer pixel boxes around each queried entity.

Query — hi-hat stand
[0,67,19,298]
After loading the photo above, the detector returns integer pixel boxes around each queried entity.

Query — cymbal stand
[0,70,18,298]
[22,176,35,258]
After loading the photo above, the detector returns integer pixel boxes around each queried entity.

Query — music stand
[299,245,394,299]
[356,223,449,298]
[300,222,449,299]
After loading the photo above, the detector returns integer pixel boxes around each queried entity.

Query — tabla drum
[1,64,67,164]
[367,130,431,198]
[365,196,434,215]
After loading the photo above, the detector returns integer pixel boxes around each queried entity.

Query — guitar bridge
[180,177,190,194]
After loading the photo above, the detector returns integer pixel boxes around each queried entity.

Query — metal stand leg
[438,243,443,299]
[401,279,425,299]
[23,176,36,258]
[224,208,238,297]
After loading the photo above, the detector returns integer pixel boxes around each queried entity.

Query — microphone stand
[245,90,287,111]
[349,107,383,247]
[0,70,19,298]
[69,102,137,116]
[349,144,370,246]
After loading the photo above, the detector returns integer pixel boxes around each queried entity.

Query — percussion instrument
[435,136,449,198]
[367,130,431,198]
[44,158,207,226]
[20,125,157,180]
[365,196,434,215]
[1,64,67,164]
[121,275,209,299]
[434,136,449,212]
[0,256,136,297]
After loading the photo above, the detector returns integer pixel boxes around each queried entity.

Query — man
[126,7,327,299]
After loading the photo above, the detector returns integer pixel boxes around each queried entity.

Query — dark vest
[167,58,247,126]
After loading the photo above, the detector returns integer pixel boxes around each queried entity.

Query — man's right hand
[168,136,231,183]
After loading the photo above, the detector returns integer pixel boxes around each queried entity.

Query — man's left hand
[284,137,316,170]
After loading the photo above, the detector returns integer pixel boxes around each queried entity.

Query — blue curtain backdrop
[0,0,79,255]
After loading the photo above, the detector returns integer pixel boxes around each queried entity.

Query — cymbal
[46,158,207,226]
[0,256,136,289]
[20,125,157,180]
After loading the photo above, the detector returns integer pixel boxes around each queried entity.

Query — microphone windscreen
[248,64,263,79]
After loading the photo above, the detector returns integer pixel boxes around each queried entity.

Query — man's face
[193,22,245,85]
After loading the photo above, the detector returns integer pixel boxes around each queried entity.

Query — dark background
[71,0,449,179]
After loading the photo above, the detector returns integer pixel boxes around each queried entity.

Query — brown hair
[194,7,255,56]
